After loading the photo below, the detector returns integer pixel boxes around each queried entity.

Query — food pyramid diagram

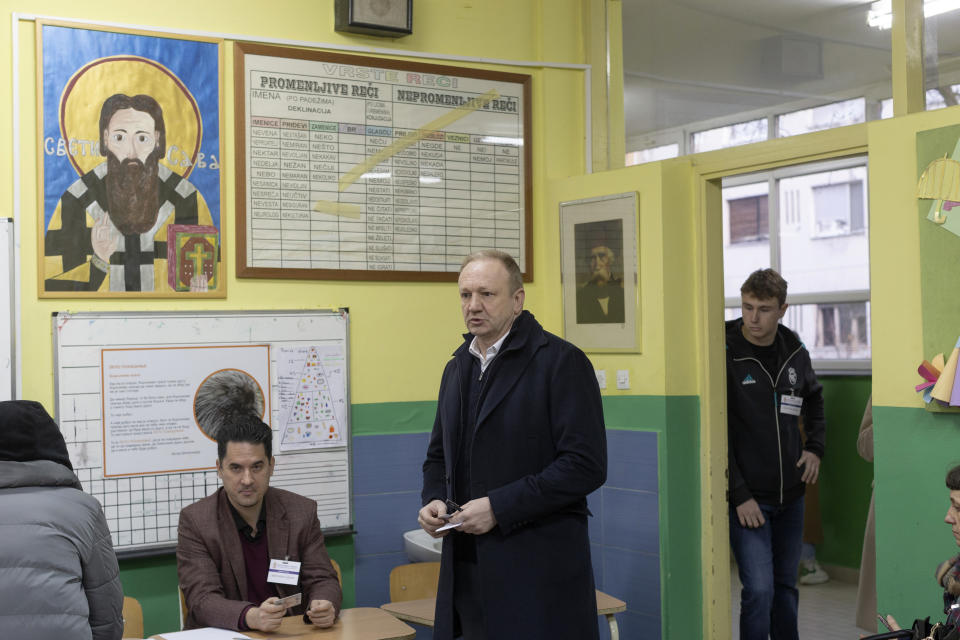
[281,347,342,448]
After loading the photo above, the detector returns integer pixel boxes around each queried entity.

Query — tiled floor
[731,571,867,640]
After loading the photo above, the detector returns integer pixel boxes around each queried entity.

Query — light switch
[616,369,630,390]
[595,369,606,389]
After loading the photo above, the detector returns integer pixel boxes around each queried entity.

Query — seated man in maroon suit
[177,414,341,632]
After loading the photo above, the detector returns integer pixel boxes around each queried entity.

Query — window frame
[722,156,872,373]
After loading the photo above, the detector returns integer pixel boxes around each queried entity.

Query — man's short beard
[106,149,160,235]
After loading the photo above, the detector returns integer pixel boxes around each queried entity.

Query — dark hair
[461,250,523,293]
[947,464,960,491]
[216,413,273,461]
[99,93,166,157]
[741,268,788,307]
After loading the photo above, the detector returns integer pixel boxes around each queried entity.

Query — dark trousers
[453,560,486,640]
[729,496,804,640]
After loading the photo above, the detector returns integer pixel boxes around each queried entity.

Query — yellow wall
[3,0,598,407]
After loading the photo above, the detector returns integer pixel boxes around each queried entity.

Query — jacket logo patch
[742,374,756,385]
[788,367,798,385]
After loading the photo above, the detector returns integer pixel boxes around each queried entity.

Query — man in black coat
[418,250,608,640]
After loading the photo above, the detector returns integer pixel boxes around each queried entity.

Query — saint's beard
[106,150,160,235]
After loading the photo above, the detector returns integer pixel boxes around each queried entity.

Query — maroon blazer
[177,486,342,630]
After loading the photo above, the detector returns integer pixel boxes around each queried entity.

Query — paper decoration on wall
[917,156,960,226]
[915,339,960,410]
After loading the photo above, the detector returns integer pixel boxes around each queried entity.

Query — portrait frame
[36,20,225,298]
[560,192,640,353]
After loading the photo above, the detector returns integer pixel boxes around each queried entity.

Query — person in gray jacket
[0,400,123,640]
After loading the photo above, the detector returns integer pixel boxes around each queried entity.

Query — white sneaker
[799,559,830,585]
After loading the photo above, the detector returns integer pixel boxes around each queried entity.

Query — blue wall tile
[354,552,408,607]
[606,430,658,491]
[603,547,661,617]
[588,488,603,544]
[353,432,429,495]
[354,491,422,555]
[603,487,659,554]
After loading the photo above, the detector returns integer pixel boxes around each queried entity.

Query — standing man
[418,250,607,640]
[726,268,825,640]
[177,414,341,632]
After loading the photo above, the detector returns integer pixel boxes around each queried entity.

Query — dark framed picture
[335,0,413,37]
[560,192,640,352]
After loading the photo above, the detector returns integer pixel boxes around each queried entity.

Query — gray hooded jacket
[0,410,123,640]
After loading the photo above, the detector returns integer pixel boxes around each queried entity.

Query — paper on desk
[155,628,251,640]
[436,521,463,532]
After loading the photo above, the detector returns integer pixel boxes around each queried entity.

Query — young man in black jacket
[726,268,826,640]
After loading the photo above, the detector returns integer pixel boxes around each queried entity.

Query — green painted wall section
[352,401,436,436]
[817,376,874,569]
[121,534,356,638]
[874,405,960,627]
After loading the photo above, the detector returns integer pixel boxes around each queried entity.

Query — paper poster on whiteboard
[275,345,347,451]
[101,344,270,476]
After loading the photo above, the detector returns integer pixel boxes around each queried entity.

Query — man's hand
[245,597,285,632]
[797,450,821,484]
[453,497,497,535]
[418,499,451,538]
[306,599,336,628]
[91,215,119,264]
[735,498,766,529]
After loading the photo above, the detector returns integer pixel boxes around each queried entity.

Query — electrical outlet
[595,369,606,389]
[616,369,630,390]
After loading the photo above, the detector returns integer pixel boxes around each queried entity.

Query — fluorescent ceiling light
[868,0,960,29]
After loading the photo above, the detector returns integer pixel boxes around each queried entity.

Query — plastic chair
[122,595,144,639]
[388,562,441,602]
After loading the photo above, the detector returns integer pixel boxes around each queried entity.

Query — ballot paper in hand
[155,628,251,640]
[436,521,463,532]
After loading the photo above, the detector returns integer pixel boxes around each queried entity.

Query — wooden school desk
[152,608,416,640]
[380,590,627,640]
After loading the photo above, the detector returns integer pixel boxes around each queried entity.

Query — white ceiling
[621,0,960,140]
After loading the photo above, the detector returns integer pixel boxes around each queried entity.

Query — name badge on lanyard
[780,393,803,416]
[268,559,301,585]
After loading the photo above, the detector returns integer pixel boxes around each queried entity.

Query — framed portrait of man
[37,21,224,298]
[560,192,640,352]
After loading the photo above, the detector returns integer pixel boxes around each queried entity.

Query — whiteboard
[53,310,351,555]
[0,219,13,401]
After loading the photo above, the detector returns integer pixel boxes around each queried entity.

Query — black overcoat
[422,310,607,639]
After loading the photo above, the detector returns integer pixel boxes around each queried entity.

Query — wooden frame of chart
[234,42,532,282]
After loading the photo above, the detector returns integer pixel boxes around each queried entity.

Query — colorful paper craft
[932,338,960,404]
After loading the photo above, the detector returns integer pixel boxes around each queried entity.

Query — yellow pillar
[891,0,924,116]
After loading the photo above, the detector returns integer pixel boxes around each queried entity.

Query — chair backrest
[330,557,342,585]
[389,562,441,602]
[178,585,188,629]
[122,595,144,639]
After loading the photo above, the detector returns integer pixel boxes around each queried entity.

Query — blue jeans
[729,496,804,640]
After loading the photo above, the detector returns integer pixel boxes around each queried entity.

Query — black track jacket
[726,318,826,507]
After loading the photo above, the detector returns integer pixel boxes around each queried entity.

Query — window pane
[776,98,865,137]
[625,143,680,166]
[691,119,768,153]
[783,301,871,360]
[722,181,770,299]
[778,165,869,295]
